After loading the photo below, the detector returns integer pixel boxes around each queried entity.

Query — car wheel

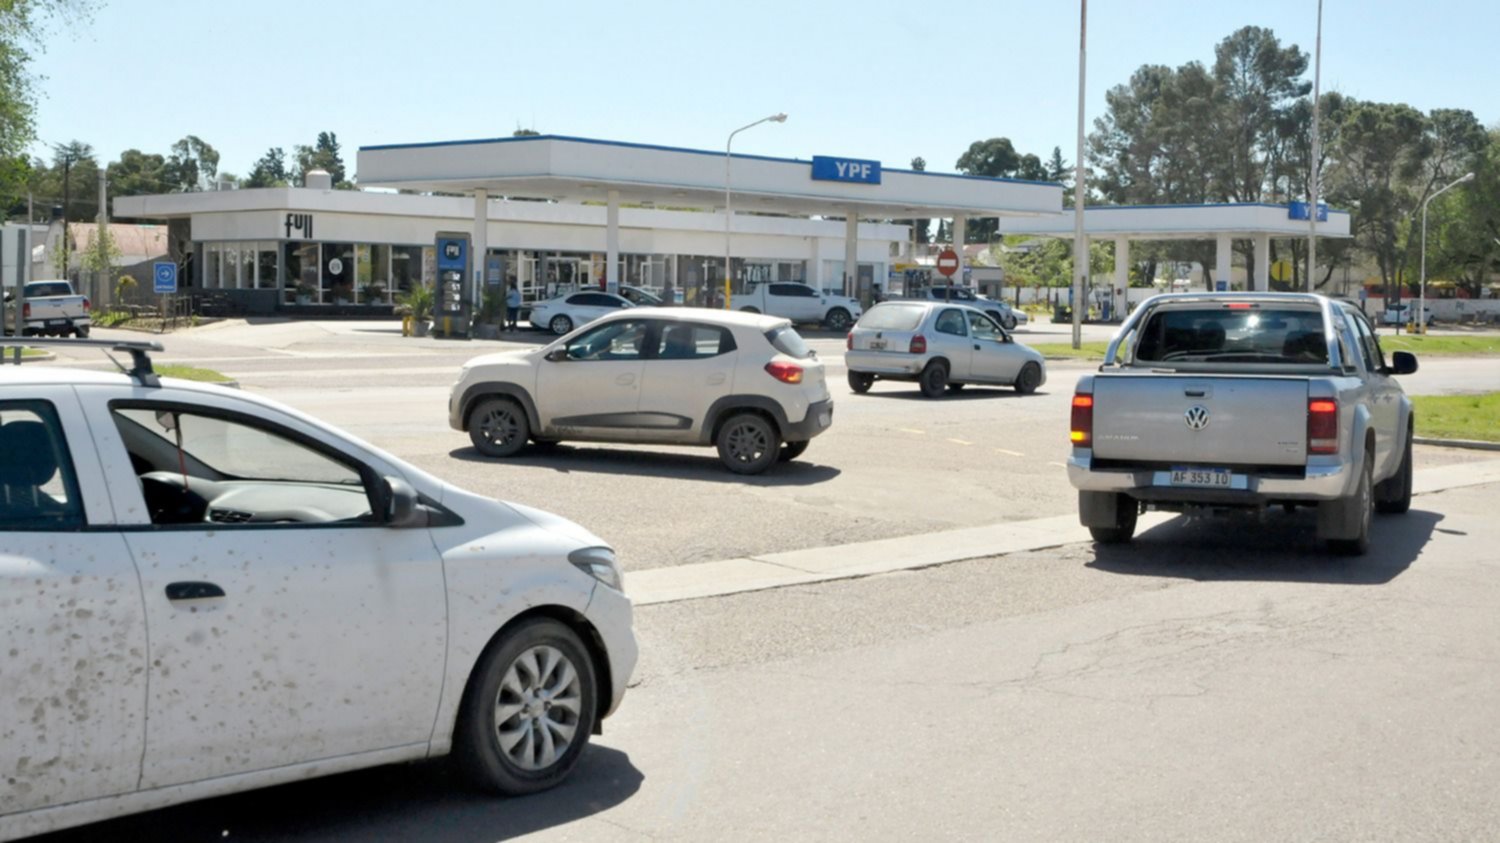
[716,412,779,474]
[1375,426,1413,514]
[548,315,573,336]
[825,308,851,331]
[74,326,89,338]
[779,440,809,462]
[918,361,949,398]
[847,371,874,394]
[1322,452,1373,556]
[739,307,760,314]
[1004,316,1017,330]
[1014,362,1042,394]
[469,397,531,458]
[454,618,598,795]
[1087,493,1138,544]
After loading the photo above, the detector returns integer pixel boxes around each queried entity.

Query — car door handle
[707,373,726,385]
[165,581,225,601]
[974,344,982,350]
[616,373,636,386]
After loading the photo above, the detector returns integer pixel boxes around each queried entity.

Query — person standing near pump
[505,281,521,331]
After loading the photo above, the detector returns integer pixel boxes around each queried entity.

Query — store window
[366,244,391,303]
[256,242,278,290]
[204,242,222,288]
[324,242,354,303]
[285,242,319,304]
[391,245,423,294]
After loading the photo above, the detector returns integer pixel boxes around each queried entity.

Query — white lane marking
[947,438,973,446]
[1047,461,1067,468]
[898,428,925,435]
[994,448,1024,457]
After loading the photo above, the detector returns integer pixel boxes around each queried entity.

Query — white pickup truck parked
[736,281,861,331]
[9,279,92,337]
[1067,293,1418,555]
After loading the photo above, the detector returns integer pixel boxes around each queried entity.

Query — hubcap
[551,317,570,335]
[493,645,582,771]
[727,422,769,463]
[480,407,520,447]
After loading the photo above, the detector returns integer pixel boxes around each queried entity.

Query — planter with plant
[361,283,387,304]
[295,281,317,305]
[395,284,435,336]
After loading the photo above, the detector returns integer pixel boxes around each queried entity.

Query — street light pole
[1307,0,1323,292]
[1071,0,1088,349]
[725,113,787,309]
[1420,171,1474,333]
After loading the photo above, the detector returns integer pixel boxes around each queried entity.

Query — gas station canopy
[356,135,1063,220]
[997,202,1352,240]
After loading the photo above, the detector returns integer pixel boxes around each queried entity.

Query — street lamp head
[770,113,788,123]
[1459,171,1475,183]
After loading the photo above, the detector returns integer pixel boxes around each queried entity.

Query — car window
[622,288,660,306]
[929,286,973,301]
[110,404,375,528]
[651,323,736,359]
[858,304,926,331]
[968,311,1004,341]
[935,308,968,336]
[1134,307,1329,364]
[565,319,650,361]
[0,400,84,531]
[770,284,817,298]
[1349,311,1386,372]
[764,324,813,359]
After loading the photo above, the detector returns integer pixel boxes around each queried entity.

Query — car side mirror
[545,347,570,362]
[381,476,424,528]
[1388,350,1418,376]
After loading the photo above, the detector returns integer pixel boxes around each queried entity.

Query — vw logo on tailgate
[1184,405,1211,431]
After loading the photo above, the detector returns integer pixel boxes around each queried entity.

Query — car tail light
[1308,398,1339,454]
[1070,393,1094,446]
[22,302,30,319]
[82,297,91,312]
[765,361,804,384]
[846,331,852,351]
[909,334,927,354]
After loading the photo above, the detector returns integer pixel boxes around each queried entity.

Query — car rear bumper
[845,351,925,378]
[1066,451,1353,502]
[785,398,834,441]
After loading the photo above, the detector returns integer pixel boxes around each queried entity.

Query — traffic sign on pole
[936,248,959,278]
[153,262,178,294]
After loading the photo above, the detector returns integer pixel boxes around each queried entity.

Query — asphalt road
[36,478,1500,842]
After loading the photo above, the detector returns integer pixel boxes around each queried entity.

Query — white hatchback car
[529,290,635,335]
[451,309,834,474]
[1,340,637,840]
[845,301,1047,397]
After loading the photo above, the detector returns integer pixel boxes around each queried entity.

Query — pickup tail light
[846,331,852,351]
[765,360,804,385]
[22,302,30,319]
[82,297,91,313]
[909,334,927,354]
[1071,393,1094,446]
[1308,398,1339,454]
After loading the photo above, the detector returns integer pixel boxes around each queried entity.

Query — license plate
[1170,468,1233,488]
[868,339,887,351]
[47,319,66,326]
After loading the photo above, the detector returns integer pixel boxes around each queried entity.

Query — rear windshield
[858,303,925,331]
[25,282,72,298]
[764,324,812,359]
[1134,307,1330,365]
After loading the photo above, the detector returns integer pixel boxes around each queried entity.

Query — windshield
[25,282,73,298]
[858,303,926,331]
[764,324,812,359]
[1134,307,1330,364]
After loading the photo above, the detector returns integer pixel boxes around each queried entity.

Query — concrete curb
[629,458,1500,607]
[1414,436,1500,452]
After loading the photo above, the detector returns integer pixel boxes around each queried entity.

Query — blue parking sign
[153,262,177,294]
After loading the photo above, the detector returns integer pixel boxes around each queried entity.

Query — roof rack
[0,337,165,387]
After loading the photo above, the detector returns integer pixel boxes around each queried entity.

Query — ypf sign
[811,155,882,185]
[936,248,960,278]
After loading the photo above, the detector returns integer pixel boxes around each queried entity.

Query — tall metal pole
[1306,0,1323,292]
[1071,0,1088,349]
[1420,172,1475,334]
[97,167,108,306]
[725,113,787,310]
[60,155,71,280]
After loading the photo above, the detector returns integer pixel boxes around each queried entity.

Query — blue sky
[28,0,1500,181]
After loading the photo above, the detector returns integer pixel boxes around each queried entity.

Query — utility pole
[60,155,71,280]
[1306,0,1323,292]
[1071,0,1088,349]
[97,167,109,306]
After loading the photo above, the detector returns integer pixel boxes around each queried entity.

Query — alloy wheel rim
[552,317,570,334]
[480,408,519,446]
[493,644,583,771]
[727,422,768,463]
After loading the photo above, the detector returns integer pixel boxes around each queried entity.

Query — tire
[1324,454,1373,556]
[1375,426,1413,514]
[1014,361,1042,394]
[1004,316,1018,331]
[825,308,851,332]
[468,397,532,458]
[716,412,779,475]
[847,371,874,394]
[548,315,573,336]
[739,307,760,315]
[1088,493,1138,544]
[454,618,598,796]
[779,440,809,462]
[74,326,89,338]
[918,361,949,398]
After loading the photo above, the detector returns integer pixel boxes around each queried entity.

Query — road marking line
[994,448,1024,457]
[1047,461,1067,468]
[947,438,973,446]
[898,428,925,435]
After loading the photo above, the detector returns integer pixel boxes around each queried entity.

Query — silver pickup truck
[1067,293,1418,555]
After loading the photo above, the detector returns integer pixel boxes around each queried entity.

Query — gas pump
[434,232,471,339]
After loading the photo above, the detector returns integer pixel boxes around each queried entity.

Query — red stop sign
[936,248,960,278]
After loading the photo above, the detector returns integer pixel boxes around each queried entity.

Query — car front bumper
[586,583,638,719]
[1066,450,1354,502]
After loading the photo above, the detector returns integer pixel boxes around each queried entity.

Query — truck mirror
[1388,351,1418,376]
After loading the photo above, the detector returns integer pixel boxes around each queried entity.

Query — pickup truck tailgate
[1092,376,1308,466]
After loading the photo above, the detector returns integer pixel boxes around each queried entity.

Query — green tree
[1421,128,1499,298]
[108,148,171,197]
[294,131,347,187]
[0,1,94,209]
[244,146,289,188]
[956,138,1054,240]
[167,135,220,191]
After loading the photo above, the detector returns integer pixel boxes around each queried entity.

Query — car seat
[1281,331,1327,362]
[0,420,75,525]
[662,325,696,359]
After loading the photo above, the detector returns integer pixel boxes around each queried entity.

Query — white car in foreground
[0,339,637,841]
[529,290,635,335]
